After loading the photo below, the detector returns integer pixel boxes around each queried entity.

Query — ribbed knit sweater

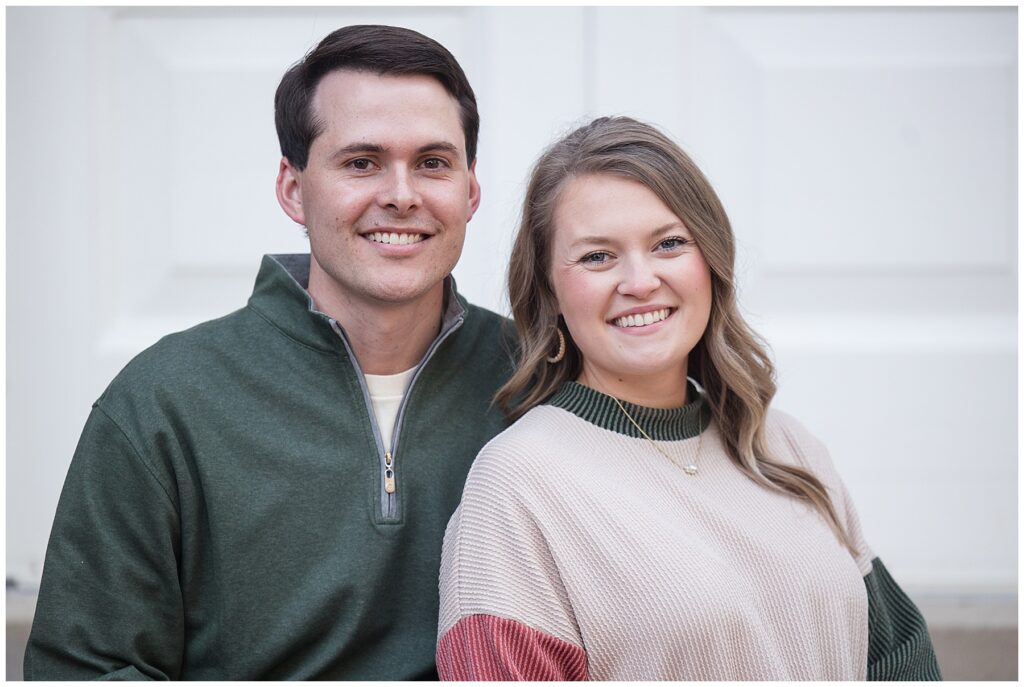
[437,382,941,681]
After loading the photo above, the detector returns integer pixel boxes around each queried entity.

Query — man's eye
[349,158,374,171]
[422,158,449,170]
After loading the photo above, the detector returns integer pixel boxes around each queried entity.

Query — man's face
[277,70,480,309]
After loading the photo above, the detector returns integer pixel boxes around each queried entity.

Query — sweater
[437,381,941,681]
[25,253,515,680]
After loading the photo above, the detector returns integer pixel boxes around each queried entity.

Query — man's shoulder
[99,305,265,406]
[462,300,512,331]
[452,299,517,361]
[460,301,516,341]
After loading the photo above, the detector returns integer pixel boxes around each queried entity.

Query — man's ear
[466,159,481,223]
[276,157,305,226]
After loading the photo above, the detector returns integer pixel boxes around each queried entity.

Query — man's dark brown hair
[274,24,479,170]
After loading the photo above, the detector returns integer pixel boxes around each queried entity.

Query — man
[25,25,513,680]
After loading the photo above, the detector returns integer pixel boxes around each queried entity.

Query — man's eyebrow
[326,141,461,163]
[416,141,459,155]
[327,143,385,162]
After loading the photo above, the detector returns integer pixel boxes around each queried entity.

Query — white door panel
[8,7,1015,597]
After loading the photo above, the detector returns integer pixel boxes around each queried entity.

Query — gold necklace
[612,396,703,476]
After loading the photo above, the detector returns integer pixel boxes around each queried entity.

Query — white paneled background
[7,7,1016,603]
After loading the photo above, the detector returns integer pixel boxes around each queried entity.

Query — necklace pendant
[683,463,698,476]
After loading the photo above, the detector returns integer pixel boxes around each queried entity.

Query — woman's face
[548,174,713,407]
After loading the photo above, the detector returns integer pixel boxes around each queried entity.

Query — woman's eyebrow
[649,222,688,238]
[568,222,688,249]
[568,234,615,250]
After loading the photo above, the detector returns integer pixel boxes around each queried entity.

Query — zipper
[328,320,390,516]
[384,451,395,494]
[329,313,465,521]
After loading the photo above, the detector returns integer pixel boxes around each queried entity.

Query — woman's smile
[609,306,674,330]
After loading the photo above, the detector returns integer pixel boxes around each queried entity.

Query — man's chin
[362,276,448,308]
[310,251,451,307]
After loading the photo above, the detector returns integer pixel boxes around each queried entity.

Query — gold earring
[546,328,566,364]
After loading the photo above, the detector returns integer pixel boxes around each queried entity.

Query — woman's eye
[580,251,611,265]
[658,237,689,251]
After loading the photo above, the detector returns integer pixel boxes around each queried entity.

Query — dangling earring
[546,328,566,364]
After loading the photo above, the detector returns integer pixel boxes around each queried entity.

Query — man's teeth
[613,308,671,328]
[367,232,426,245]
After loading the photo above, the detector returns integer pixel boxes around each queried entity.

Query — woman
[436,117,941,680]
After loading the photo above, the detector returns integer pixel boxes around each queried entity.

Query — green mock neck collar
[545,380,710,441]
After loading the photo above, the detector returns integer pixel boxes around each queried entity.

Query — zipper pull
[384,451,396,494]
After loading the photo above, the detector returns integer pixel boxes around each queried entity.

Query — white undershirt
[364,366,417,450]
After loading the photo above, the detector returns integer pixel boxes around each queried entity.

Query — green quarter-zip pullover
[25,254,515,680]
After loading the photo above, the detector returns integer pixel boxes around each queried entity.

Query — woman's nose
[616,259,661,299]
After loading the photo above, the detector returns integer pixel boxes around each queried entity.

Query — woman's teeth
[613,308,671,328]
[367,232,425,245]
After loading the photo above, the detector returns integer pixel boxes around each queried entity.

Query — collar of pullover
[546,380,710,441]
[247,254,466,354]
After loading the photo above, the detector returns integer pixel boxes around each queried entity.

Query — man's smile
[365,231,427,245]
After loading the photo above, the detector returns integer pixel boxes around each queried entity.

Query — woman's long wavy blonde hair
[495,116,856,553]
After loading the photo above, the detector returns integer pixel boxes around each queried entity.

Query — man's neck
[308,269,446,376]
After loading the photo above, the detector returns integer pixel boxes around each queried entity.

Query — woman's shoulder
[463,404,589,493]
[476,403,581,459]
[761,407,840,480]
[763,407,875,570]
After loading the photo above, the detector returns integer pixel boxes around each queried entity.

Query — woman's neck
[576,365,689,408]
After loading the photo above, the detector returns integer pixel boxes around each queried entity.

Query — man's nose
[377,167,421,214]
[616,258,661,299]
